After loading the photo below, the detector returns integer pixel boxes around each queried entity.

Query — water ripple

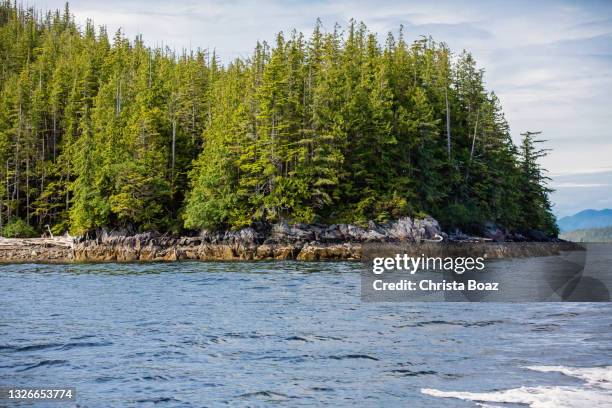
[1,261,611,407]
[18,359,68,371]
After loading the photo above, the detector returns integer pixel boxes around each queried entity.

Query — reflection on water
[0,261,611,407]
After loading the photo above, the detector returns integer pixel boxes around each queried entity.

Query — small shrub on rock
[2,218,38,238]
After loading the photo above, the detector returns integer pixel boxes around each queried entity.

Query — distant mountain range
[560,226,612,243]
[558,209,612,232]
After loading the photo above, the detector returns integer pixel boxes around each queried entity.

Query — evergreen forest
[0,2,558,237]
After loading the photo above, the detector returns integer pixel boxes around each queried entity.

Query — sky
[35,0,612,217]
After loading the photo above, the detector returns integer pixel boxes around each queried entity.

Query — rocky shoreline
[0,217,581,263]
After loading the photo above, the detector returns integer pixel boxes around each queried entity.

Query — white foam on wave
[526,365,612,389]
[421,365,612,408]
[422,386,608,408]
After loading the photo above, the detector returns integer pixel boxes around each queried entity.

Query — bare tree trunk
[14,101,21,216]
[41,121,45,226]
[148,51,152,88]
[469,108,480,163]
[445,87,451,161]
[65,176,69,213]
[6,160,10,220]
[26,156,29,223]
[116,81,119,117]
[52,110,57,161]
[115,78,121,117]
[465,108,481,182]
[191,81,196,142]
[171,119,176,178]
[0,168,3,232]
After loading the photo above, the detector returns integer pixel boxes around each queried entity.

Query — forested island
[0,2,558,242]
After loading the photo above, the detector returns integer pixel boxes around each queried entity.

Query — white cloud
[551,183,610,188]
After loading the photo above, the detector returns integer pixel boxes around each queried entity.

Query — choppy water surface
[1,261,611,407]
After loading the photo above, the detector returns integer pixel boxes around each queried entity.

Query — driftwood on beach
[0,237,74,248]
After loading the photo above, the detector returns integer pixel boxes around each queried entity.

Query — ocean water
[0,261,611,407]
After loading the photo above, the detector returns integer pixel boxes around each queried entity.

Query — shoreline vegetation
[0,3,559,245]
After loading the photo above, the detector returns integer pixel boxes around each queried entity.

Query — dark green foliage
[0,3,558,236]
[0,2,210,235]
[1,217,37,237]
[516,131,558,236]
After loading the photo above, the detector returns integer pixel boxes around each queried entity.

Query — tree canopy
[0,2,558,236]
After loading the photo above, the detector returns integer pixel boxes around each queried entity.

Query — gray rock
[269,221,316,243]
[194,216,444,245]
[482,222,506,242]
[416,217,443,240]
[337,224,350,238]
[320,225,343,242]
[238,227,259,244]
[200,229,223,244]
[386,217,415,241]
[347,225,367,241]
[363,229,387,242]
